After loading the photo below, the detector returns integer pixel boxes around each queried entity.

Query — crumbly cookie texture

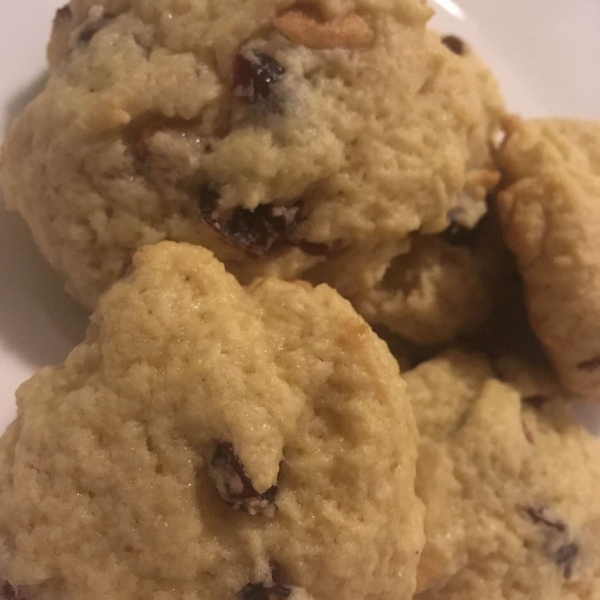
[497,117,600,399]
[404,350,600,600]
[348,198,509,345]
[0,242,423,600]
[1,0,502,347]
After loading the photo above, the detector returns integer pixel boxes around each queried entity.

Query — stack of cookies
[0,1,599,599]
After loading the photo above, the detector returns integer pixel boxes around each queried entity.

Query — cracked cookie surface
[1,0,502,348]
[0,242,423,600]
[405,350,600,600]
[497,117,600,399]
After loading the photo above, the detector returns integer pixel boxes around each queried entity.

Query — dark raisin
[523,506,566,532]
[237,582,291,600]
[442,35,466,56]
[233,51,286,105]
[209,442,278,516]
[576,356,600,371]
[198,186,336,257]
[198,187,303,257]
[555,542,579,579]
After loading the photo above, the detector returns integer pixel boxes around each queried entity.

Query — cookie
[0,0,502,348]
[404,350,600,600]
[497,116,600,398]
[348,197,510,345]
[0,242,423,600]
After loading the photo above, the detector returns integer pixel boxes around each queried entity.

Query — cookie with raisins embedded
[497,117,600,399]
[403,350,600,600]
[0,242,423,600]
[1,0,502,348]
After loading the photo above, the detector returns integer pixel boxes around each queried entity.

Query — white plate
[0,0,599,435]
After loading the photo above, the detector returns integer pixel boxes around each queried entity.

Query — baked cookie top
[405,350,600,600]
[1,0,502,332]
[497,117,600,398]
[0,242,423,600]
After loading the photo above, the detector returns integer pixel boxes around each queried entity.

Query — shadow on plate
[0,201,89,368]
[2,71,48,133]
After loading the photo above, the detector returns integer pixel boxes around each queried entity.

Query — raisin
[576,356,600,371]
[555,542,579,579]
[199,187,306,257]
[237,582,291,600]
[442,35,466,56]
[198,186,336,257]
[233,51,285,105]
[523,506,566,532]
[209,442,278,516]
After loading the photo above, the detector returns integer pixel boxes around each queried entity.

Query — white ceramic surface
[0,0,599,434]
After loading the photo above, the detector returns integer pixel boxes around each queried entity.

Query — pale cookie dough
[345,200,507,345]
[0,242,424,600]
[1,0,503,349]
[497,117,600,398]
[404,350,600,600]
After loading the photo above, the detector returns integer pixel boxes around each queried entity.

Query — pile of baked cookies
[1,0,600,599]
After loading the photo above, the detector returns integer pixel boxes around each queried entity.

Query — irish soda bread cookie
[498,117,600,398]
[405,351,600,600]
[0,242,424,600]
[0,0,502,345]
